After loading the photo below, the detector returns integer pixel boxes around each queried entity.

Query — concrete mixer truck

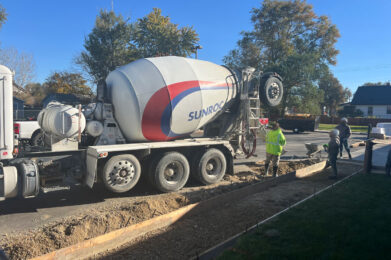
[0,56,283,200]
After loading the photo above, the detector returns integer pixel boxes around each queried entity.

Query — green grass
[219,173,391,259]
[319,123,368,133]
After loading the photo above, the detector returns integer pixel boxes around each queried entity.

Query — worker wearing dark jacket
[326,129,340,179]
[265,122,286,177]
[336,117,352,159]
[386,147,391,177]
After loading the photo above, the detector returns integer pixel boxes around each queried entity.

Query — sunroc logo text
[188,101,225,121]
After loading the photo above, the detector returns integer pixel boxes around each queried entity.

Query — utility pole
[193,45,203,59]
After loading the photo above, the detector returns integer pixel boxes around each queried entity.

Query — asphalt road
[0,131,372,237]
[236,130,367,163]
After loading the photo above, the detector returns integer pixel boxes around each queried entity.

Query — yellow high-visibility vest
[266,128,286,155]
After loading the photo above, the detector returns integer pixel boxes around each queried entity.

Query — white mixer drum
[38,102,86,139]
[106,56,238,142]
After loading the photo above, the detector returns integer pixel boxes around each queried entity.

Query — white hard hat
[330,129,339,137]
[341,117,348,123]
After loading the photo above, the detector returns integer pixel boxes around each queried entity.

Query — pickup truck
[14,121,43,146]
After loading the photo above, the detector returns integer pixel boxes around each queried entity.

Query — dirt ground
[95,163,362,260]
[0,159,321,259]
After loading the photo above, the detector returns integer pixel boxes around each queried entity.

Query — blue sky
[0,0,390,93]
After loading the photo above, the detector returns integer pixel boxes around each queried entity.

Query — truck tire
[192,148,227,185]
[260,76,283,107]
[101,154,141,193]
[149,152,190,193]
[31,130,44,147]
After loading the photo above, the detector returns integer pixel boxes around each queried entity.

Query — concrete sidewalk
[353,144,390,167]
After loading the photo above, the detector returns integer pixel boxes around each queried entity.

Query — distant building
[13,82,27,95]
[350,85,391,119]
[13,97,25,119]
[42,93,92,108]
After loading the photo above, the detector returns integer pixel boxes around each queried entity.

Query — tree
[0,4,6,29]
[24,83,48,106]
[362,81,391,86]
[0,47,36,87]
[134,8,199,57]
[338,105,363,118]
[224,0,340,116]
[77,8,200,83]
[76,10,138,83]
[44,71,92,96]
[318,72,346,116]
[288,84,324,114]
[343,88,352,102]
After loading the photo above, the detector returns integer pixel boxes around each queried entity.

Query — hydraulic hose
[240,122,257,158]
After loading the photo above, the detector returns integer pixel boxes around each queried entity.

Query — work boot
[325,160,330,168]
[264,163,270,176]
[272,166,278,177]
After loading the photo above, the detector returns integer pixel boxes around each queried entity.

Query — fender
[261,72,283,82]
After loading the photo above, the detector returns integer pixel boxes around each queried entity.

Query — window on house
[387,105,391,114]
[368,106,373,116]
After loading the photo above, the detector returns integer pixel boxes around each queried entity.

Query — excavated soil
[97,163,363,260]
[0,159,318,259]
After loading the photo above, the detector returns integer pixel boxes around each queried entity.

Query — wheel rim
[163,161,184,184]
[107,160,135,187]
[205,157,222,177]
[268,82,281,100]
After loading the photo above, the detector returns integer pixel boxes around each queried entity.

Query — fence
[319,115,391,126]
[13,109,41,121]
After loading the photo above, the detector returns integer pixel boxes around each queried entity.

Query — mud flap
[85,149,99,188]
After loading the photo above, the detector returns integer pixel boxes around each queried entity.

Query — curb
[315,130,367,136]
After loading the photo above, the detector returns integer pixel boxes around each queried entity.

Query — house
[13,97,25,119]
[350,85,391,119]
[42,93,92,108]
[13,82,27,95]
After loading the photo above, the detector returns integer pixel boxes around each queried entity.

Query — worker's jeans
[327,152,338,176]
[386,148,391,176]
[339,138,350,155]
[265,153,280,167]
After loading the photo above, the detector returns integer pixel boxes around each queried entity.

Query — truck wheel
[260,76,283,107]
[102,154,141,193]
[149,152,190,192]
[193,148,226,185]
[31,130,44,146]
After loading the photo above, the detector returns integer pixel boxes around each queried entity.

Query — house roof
[351,85,391,105]
[13,82,27,93]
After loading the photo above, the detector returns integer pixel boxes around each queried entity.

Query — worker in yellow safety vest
[265,121,286,177]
